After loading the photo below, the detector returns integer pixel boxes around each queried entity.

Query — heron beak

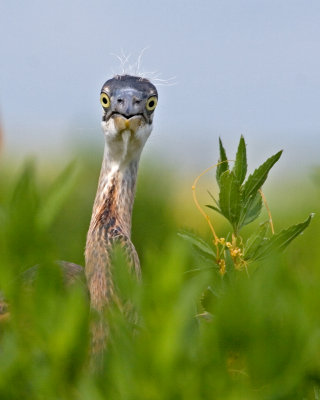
[113,114,144,134]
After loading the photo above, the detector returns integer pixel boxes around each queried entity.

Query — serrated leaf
[219,171,241,231]
[253,214,313,261]
[36,161,79,230]
[232,135,247,185]
[243,150,282,201]
[216,138,229,186]
[178,232,216,257]
[244,221,269,260]
[239,192,263,229]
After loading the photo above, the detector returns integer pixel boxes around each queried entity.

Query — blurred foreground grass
[0,150,319,399]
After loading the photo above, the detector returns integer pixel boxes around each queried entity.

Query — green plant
[180,136,313,276]
[0,149,319,399]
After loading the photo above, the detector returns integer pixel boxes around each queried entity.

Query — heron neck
[88,146,140,238]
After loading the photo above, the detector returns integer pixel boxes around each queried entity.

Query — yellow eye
[146,96,158,111]
[100,93,111,108]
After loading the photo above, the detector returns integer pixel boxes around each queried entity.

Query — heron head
[100,75,157,154]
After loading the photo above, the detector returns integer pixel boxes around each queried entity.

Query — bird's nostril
[117,98,123,104]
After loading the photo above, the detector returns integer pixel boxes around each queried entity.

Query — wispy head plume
[110,49,177,86]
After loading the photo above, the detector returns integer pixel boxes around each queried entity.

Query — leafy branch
[182,136,313,276]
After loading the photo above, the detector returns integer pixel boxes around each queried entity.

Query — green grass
[0,150,319,399]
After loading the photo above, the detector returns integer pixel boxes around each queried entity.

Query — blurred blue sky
[1,0,319,173]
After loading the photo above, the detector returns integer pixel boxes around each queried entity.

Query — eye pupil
[103,97,108,104]
[148,100,154,108]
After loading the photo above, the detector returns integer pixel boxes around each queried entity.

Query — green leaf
[216,138,229,186]
[206,204,222,213]
[244,221,269,260]
[253,214,313,261]
[178,232,216,257]
[36,161,79,230]
[239,192,263,229]
[207,190,220,208]
[219,171,241,231]
[223,249,236,282]
[206,191,221,213]
[10,160,39,211]
[232,135,247,185]
[242,150,282,201]
[200,286,219,314]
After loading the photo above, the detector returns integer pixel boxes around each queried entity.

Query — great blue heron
[0,74,158,364]
[85,74,158,361]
